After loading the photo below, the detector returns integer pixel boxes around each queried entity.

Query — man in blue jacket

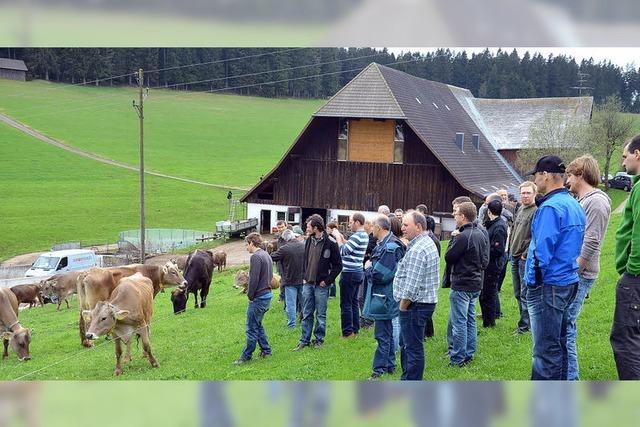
[363,215,406,379]
[524,155,586,380]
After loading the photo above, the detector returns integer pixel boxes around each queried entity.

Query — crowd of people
[233,135,640,381]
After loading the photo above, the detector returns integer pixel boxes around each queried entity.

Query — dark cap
[525,155,566,176]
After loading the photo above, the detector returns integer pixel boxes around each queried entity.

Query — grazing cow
[170,250,214,314]
[40,271,82,310]
[209,250,227,272]
[233,270,280,294]
[9,285,42,308]
[77,261,186,347]
[0,288,32,361]
[82,273,158,376]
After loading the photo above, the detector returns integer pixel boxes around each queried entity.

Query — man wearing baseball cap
[524,155,586,380]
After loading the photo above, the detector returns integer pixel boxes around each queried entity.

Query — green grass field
[0,214,622,380]
[0,80,321,260]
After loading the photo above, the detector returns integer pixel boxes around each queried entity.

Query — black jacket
[303,232,343,285]
[484,216,508,277]
[270,240,305,285]
[444,222,490,292]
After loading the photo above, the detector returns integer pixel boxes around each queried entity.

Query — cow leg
[79,312,92,348]
[114,337,123,376]
[56,301,62,311]
[65,298,70,309]
[140,325,159,368]
[2,338,8,359]
[123,340,132,363]
[200,286,210,309]
[194,291,199,309]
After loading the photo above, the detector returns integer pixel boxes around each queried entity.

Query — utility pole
[571,72,593,96]
[133,69,146,263]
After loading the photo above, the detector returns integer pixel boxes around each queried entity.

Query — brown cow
[10,285,42,308]
[40,271,82,310]
[233,271,280,294]
[82,273,158,376]
[77,261,185,347]
[208,250,227,272]
[0,288,32,361]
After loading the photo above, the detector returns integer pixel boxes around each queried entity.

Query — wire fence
[119,228,218,254]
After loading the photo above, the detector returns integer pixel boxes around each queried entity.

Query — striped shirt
[393,232,440,303]
[340,229,369,272]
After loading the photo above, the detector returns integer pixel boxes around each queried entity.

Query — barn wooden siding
[0,69,26,81]
[244,117,469,212]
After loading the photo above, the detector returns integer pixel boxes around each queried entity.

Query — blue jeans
[300,284,330,345]
[399,302,436,380]
[284,285,303,328]
[512,255,530,331]
[528,283,578,380]
[240,296,272,361]
[566,276,595,380]
[448,290,480,365]
[372,319,396,375]
[339,271,363,336]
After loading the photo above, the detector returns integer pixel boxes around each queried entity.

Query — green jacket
[615,175,640,275]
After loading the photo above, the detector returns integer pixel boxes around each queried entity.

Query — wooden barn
[0,58,28,81]
[241,62,587,234]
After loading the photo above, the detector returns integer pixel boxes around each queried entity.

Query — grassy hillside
[0,122,229,260]
[0,79,322,188]
[0,80,321,260]
[1,215,621,380]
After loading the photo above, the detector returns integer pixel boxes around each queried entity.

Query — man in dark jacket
[480,200,508,328]
[234,232,273,365]
[292,214,342,350]
[270,229,305,329]
[445,202,490,367]
[363,215,406,379]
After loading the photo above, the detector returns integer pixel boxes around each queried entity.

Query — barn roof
[449,86,593,150]
[0,58,28,72]
[314,64,405,119]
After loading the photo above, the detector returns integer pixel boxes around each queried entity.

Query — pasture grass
[1,215,622,380]
[0,122,229,260]
[0,79,322,188]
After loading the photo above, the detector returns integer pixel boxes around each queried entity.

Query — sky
[387,47,640,69]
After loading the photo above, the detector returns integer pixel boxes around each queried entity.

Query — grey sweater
[248,249,273,301]
[578,189,611,280]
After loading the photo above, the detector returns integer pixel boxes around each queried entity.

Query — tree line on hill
[3,47,640,112]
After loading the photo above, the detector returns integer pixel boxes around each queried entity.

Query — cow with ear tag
[0,288,32,362]
[82,273,158,376]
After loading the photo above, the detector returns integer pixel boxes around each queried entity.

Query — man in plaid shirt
[393,211,440,380]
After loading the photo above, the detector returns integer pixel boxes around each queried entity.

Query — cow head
[162,261,187,288]
[3,327,32,361]
[39,278,57,300]
[83,302,129,340]
[170,286,188,315]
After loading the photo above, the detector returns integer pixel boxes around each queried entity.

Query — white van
[24,249,97,278]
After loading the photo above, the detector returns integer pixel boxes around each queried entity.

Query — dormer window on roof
[415,98,422,104]
[432,102,439,109]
